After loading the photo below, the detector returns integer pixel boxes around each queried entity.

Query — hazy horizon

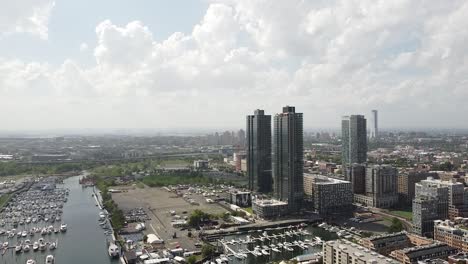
[1,1,468,130]
[1,126,467,138]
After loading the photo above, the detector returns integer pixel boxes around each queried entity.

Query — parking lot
[112,185,229,251]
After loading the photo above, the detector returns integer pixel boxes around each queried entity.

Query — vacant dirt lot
[112,185,228,251]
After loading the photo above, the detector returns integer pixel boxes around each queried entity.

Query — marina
[214,225,338,264]
[0,174,119,264]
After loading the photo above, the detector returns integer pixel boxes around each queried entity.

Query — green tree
[221,212,230,222]
[188,210,212,227]
[434,161,454,172]
[201,244,215,258]
[187,256,197,264]
[388,217,404,233]
[232,210,246,218]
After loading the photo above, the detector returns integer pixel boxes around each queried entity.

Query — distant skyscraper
[237,129,246,147]
[342,115,367,164]
[246,109,272,193]
[273,106,304,212]
[371,110,378,139]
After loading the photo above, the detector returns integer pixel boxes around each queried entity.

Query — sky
[0,0,467,132]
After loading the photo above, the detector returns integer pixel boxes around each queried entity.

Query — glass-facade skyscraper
[342,115,367,164]
[370,110,378,140]
[246,109,272,193]
[273,106,304,212]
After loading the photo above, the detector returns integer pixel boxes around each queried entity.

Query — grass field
[244,207,253,214]
[389,210,413,220]
[0,194,12,208]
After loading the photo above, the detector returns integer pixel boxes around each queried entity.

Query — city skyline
[1,1,468,130]
[2,1,468,264]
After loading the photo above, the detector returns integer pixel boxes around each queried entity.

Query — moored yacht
[49,242,56,250]
[60,224,67,232]
[45,255,55,264]
[39,241,46,251]
[22,244,30,252]
[108,243,119,258]
[15,244,22,253]
[26,259,36,264]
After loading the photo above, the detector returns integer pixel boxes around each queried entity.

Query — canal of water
[1,175,120,264]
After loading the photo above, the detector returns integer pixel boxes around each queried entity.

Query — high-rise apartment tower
[342,115,367,164]
[246,109,272,193]
[273,106,304,212]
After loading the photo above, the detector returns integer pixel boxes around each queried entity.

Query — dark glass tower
[247,109,272,193]
[273,106,304,212]
[342,115,367,165]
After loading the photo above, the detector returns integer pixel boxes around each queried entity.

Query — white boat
[23,244,30,252]
[39,242,46,251]
[15,244,22,253]
[284,246,294,252]
[261,249,269,255]
[108,243,119,258]
[60,224,67,232]
[45,255,55,264]
[33,242,39,251]
[99,212,106,220]
[26,260,36,264]
[2,241,8,248]
[272,247,280,253]
[49,242,56,250]
[22,231,28,237]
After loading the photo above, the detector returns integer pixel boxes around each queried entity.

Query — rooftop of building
[419,177,464,186]
[417,259,448,264]
[230,190,251,195]
[325,240,400,264]
[449,252,468,260]
[364,231,408,242]
[434,219,468,234]
[303,173,350,185]
[397,243,454,258]
[253,199,288,207]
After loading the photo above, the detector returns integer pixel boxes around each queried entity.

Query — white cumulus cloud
[0,0,55,39]
[0,0,468,129]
